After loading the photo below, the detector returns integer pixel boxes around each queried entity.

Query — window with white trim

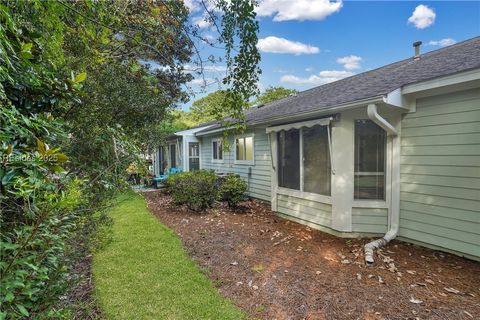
[277,125,331,195]
[235,136,253,163]
[212,139,223,161]
[354,120,386,200]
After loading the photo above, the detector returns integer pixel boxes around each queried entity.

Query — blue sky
[181,0,480,110]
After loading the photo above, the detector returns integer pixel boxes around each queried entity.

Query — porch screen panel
[354,120,386,200]
[303,125,331,195]
[277,129,300,190]
[189,142,200,171]
[170,144,176,168]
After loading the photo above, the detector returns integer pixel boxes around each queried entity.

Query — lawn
[93,192,246,320]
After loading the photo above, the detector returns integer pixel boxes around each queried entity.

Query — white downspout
[364,104,400,264]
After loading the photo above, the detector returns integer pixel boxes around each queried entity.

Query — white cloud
[408,5,436,29]
[183,0,200,12]
[188,78,217,86]
[428,38,456,47]
[192,15,211,28]
[257,36,320,55]
[305,67,314,72]
[184,64,226,73]
[256,0,342,21]
[280,70,354,85]
[336,55,362,70]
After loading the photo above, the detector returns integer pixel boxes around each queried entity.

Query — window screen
[354,120,386,200]
[303,126,331,195]
[212,140,223,160]
[277,129,300,190]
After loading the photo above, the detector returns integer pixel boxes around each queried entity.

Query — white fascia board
[175,124,214,136]
[402,68,480,95]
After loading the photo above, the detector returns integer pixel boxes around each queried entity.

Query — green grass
[93,192,246,320]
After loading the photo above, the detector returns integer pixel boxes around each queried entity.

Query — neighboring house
[152,124,213,176]
[153,37,480,260]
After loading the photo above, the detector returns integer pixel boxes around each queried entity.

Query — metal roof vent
[413,41,422,60]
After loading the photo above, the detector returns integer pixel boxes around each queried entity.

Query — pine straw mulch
[144,190,480,320]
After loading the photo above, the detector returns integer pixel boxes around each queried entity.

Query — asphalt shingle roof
[198,37,480,134]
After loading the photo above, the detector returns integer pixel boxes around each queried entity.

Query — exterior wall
[199,127,271,201]
[399,88,480,258]
[351,207,388,233]
[276,192,332,229]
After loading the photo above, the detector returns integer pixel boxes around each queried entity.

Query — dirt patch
[145,191,480,320]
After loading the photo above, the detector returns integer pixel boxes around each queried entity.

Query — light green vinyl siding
[399,88,480,258]
[352,207,388,233]
[276,193,332,228]
[199,128,271,201]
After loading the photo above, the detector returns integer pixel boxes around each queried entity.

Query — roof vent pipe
[413,41,422,60]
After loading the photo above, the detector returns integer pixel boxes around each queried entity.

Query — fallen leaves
[409,297,423,304]
[443,287,461,295]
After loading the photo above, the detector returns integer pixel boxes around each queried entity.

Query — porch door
[169,144,176,168]
[188,142,200,171]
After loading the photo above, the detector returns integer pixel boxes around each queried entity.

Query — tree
[190,90,228,123]
[255,86,298,105]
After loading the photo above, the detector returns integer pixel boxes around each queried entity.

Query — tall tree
[255,86,298,105]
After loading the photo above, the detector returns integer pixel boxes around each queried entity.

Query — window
[235,136,253,163]
[277,126,331,195]
[212,139,223,161]
[354,120,386,200]
[189,142,200,171]
[303,126,331,195]
[169,144,176,168]
[278,129,300,190]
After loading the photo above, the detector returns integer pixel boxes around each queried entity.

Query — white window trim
[211,138,224,163]
[352,119,391,208]
[277,126,332,198]
[234,134,255,165]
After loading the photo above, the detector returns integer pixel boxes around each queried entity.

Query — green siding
[199,128,271,201]
[352,207,388,233]
[399,88,480,258]
[276,193,332,228]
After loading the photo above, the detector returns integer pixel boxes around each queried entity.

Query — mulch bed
[144,191,480,320]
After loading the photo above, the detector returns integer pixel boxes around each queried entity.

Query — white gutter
[364,104,400,264]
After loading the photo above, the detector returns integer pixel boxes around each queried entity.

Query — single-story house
[153,37,480,261]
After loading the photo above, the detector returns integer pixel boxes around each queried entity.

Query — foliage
[254,86,297,105]
[0,105,85,319]
[94,193,246,319]
[218,175,247,207]
[190,90,228,124]
[0,0,262,317]
[166,170,217,211]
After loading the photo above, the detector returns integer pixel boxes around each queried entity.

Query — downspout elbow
[367,104,398,136]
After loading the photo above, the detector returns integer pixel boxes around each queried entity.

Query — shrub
[166,170,217,211]
[218,175,248,207]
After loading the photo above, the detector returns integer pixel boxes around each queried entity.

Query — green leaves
[74,71,87,83]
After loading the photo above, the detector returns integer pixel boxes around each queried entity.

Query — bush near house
[166,171,248,210]
[218,175,248,207]
[166,170,218,211]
